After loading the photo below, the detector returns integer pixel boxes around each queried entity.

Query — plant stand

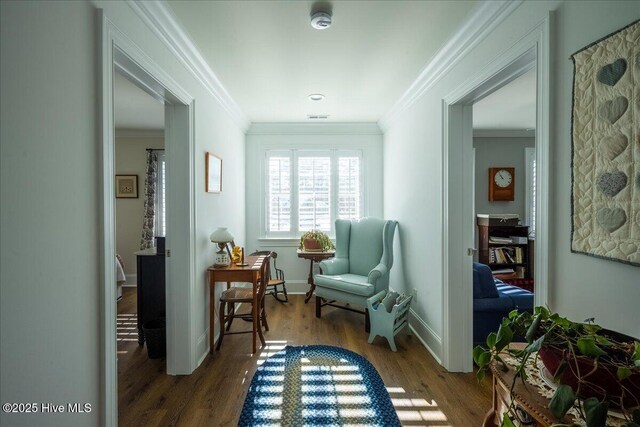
[366,290,412,352]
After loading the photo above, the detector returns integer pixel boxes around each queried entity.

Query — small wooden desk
[208,255,267,354]
[296,249,335,303]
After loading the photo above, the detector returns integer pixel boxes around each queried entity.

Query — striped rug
[238,345,401,426]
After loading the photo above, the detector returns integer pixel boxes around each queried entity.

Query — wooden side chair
[216,253,271,351]
[249,250,288,303]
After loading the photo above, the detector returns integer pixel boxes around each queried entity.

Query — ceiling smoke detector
[311,11,332,30]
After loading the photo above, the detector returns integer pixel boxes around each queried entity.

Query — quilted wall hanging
[571,20,639,266]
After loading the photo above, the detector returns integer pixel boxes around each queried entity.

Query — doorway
[113,69,166,379]
[441,17,551,372]
[100,11,197,425]
[471,67,537,349]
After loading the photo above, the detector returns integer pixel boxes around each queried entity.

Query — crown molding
[247,122,382,136]
[378,0,523,131]
[115,128,165,139]
[473,129,535,138]
[127,0,250,132]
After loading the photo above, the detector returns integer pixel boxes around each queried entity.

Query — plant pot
[538,330,640,409]
[303,238,321,251]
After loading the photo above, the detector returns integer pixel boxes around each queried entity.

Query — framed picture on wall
[115,175,138,198]
[206,152,222,193]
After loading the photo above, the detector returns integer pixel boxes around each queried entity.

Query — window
[525,147,536,238]
[266,150,363,237]
[154,152,167,237]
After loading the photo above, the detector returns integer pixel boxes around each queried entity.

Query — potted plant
[299,229,335,252]
[474,306,640,426]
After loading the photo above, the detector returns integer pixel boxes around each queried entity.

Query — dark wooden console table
[296,249,334,303]
[134,248,166,345]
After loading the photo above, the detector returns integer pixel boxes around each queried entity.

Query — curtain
[140,151,158,250]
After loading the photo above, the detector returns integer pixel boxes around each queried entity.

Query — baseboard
[278,280,308,295]
[197,328,210,367]
[408,309,442,365]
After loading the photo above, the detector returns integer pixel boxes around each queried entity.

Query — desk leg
[252,278,258,354]
[209,276,215,354]
[304,260,315,304]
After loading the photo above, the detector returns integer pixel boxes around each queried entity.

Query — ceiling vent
[307,114,330,119]
[310,11,332,30]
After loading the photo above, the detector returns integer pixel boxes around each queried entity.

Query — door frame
[99,10,196,425]
[441,14,551,372]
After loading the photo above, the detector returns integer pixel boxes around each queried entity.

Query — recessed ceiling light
[308,94,325,101]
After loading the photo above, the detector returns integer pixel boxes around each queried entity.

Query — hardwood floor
[117,287,492,426]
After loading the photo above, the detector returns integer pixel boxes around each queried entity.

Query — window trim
[263,148,364,239]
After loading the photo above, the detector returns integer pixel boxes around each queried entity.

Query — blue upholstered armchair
[314,217,398,331]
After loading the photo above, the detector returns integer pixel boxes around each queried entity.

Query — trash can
[142,318,166,359]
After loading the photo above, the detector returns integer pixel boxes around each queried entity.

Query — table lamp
[210,227,234,267]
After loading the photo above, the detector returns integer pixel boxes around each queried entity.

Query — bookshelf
[477,218,531,279]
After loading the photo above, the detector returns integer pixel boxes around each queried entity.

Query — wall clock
[488,167,515,201]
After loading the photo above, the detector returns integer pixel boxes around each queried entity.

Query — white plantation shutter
[268,156,291,232]
[338,156,361,220]
[298,156,331,231]
[264,149,364,237]
[154,152,166,237]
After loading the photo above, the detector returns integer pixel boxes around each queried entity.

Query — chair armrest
[318,258,348,275]
[368,263,388,284]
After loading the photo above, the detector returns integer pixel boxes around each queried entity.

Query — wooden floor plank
[118,287,491,426]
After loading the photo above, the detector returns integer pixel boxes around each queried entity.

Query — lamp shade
[210,227,234,243]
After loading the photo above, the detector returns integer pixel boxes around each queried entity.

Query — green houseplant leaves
[473,307,640,426]
[299,229,335,252]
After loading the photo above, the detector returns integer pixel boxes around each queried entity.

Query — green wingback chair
[314,217,398,331]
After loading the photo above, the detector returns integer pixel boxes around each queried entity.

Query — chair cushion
[495,281,534,311]
[473,262,499,299]
[314,274,375,297]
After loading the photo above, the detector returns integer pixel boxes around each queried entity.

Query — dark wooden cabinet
[477,220,531,279]
[135,250,166,344]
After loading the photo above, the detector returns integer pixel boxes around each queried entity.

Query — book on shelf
[515,247,523,263]
[492,267,515,274]
[510,236,528,244]
[490,247,517,264]
[515,266,526,278]
[489,236,513,244]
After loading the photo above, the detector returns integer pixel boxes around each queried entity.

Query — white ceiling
[472,68,536,131]
[166,0,477,123]
[114,72,165,130]
[114,1,534,130]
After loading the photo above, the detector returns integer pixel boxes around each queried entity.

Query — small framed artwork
[115,175,138,198]
[206,152,222,193]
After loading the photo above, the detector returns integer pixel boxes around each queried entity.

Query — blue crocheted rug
[238,345,400,426]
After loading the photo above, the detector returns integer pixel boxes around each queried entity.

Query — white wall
[549,2,639,337]
[474,137,535,221]
[383,0,640,362]
[0,1,245,425]
[115,135,164,276]
[245,123,383,292]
